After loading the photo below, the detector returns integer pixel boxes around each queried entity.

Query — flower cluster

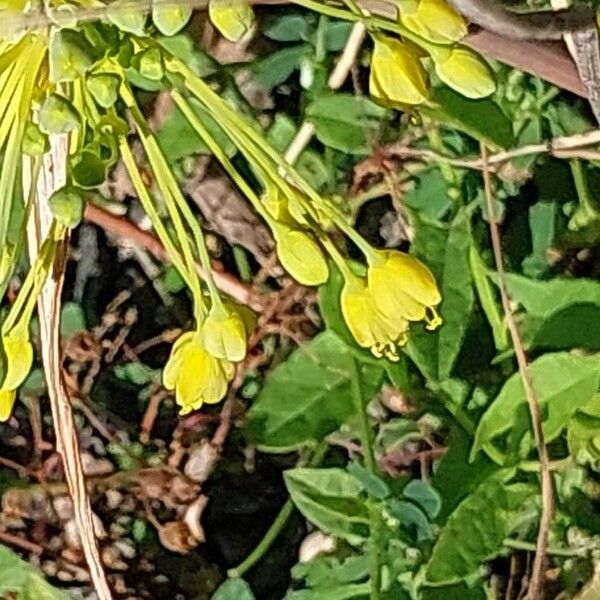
[370,0,496,106]
[341,250,442,361]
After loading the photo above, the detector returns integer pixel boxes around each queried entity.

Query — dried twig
[480,144,554,600]
[83,203,263,312]
[23,137,113,599]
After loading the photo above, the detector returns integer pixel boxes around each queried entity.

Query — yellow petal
[173,339,233,413]
[202,305,247,362]
[400,0,467,44]
[274,225,329,286]
[369,35,428,107]
[163,331,195,390]
[2,333,33,391]
[368,250,442,323]
[0,389,16,422]
[208,0,255,42]
[341,276,409,351]
[433,48,496,99]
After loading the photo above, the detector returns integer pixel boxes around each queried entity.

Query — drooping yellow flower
[163,331,235,414]
[398,0,467,44]
[369,35,429,107]
[367,250,442,331]
[0,331,34,422]
[201,303,247,362]
[341,275,408,361]
[432,48,496,99]
[273,224,329,286]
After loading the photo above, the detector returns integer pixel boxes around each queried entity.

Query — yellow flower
[432,48,496,99]
[399,0,467,44]
[273,224,329,286]
[201,303,247,362]
[369,35,429,107]
[367,250,442,330]
[341,275,408,361]
[163,331,234,414]
[0,332,34,422]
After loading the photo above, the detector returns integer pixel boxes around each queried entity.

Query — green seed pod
[38,93,81,134]
[48,186,85,229]
[152,5,192,36]
[86,73,120,109]
[22,122,49,157]
[208,0,255,42]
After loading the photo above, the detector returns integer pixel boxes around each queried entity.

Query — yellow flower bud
[0,390,16,423]
[0,332,34,422]
[208,0,255,42]
[273,225,329,286]
[341,275,408,361]
[432,48,496,99]
[399,0,467,44]
[201,304,247,362]
[262,184,308,227]
[368,250,442,330]
[1,333,33,391]
[163,331,234,414]
[369,35,429,107]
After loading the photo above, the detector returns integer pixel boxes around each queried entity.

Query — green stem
[350,358,381,600]
[503,538,588,557]
[121,83,207,320]
[119,138,196,294]
[227,499,295,579]
[227,442,328,579]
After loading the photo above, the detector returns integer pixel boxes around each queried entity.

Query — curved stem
[350,358,382,600]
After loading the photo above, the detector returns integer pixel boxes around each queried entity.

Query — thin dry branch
[480,144,554,600]
[83,203,264,312]
[381,126,600,171]
[24,138,113,600]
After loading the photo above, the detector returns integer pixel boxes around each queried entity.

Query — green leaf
[290,554,369,596]
[471,353,600,462]
[422,88,514,150]
[407,211,473,381]
[157,96,237,161]
[0,544,68,598]
[152,5,192,36]
[49,29,95,82]
[245,331,384,451]
[284,467,369,544]
[568,409,600,467]
[437,210,474,379]
[212,578,255,600]
[159,35,216,78]
[60,302,86,340]
[522,202,557,278]
[252,45,307,90]
[432,425,496,522]
[521,304,600,352]
[305,93,387,154]
[347,461,390,499]
[107,0,147,34]
[426,469,537,583]
[402,480,441,520]
[469,244,508,351]
[387,499,434,541]
[495,273,600,318]
[263,12,311,42]
[39,93,81,134]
